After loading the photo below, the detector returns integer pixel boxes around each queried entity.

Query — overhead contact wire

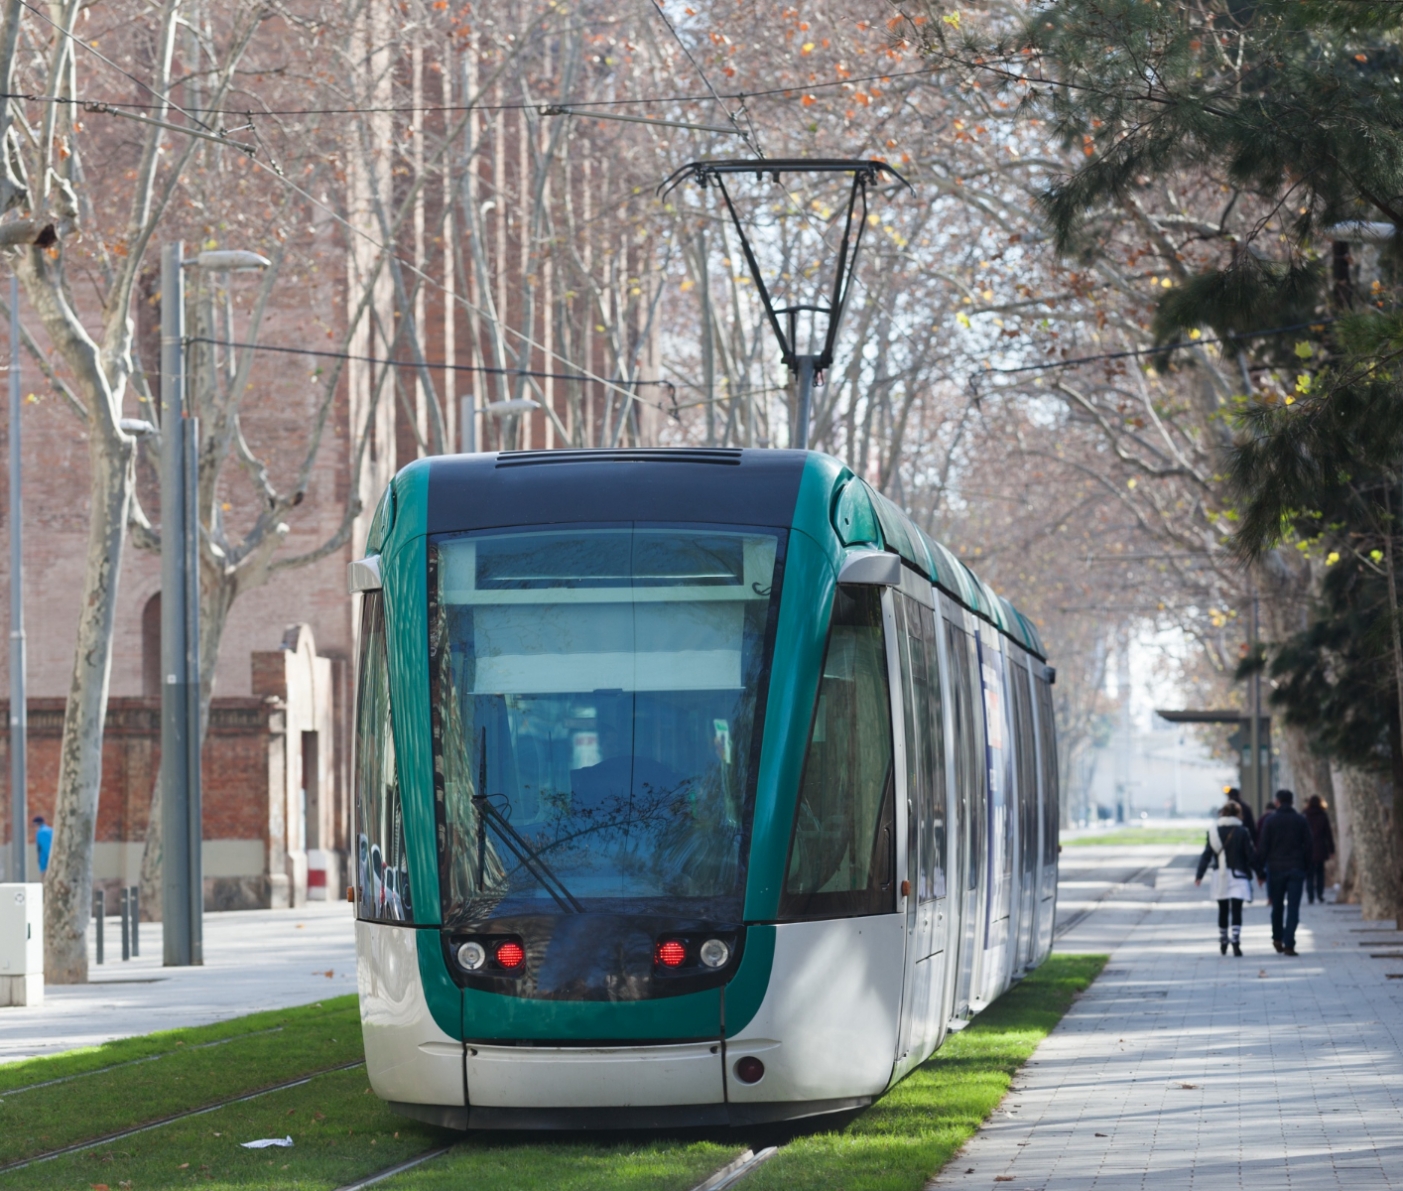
[23,7,683,418]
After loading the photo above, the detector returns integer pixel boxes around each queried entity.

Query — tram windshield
[430,526,782,922]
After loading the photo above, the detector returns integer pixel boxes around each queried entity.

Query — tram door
[1010,655,1039,971]
[893,591,948,1070]
[1033,672,1060,961]
[944,615,984,1021]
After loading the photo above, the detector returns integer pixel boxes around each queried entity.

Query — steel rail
[1052,862,1161,939]
[692,1146,781,1191]
[0,1026,288,1098]
[332,1145,454,1191]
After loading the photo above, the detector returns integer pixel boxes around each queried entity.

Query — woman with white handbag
[1194,801,1260,956]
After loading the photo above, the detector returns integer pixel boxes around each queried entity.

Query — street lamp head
[119,417,158,438]
[483,398,540,416]
[184,249,271,272]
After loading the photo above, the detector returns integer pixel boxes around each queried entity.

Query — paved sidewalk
[0,902,356,1064]
[933,846,1403,1190]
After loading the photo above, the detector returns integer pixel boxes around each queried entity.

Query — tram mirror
[837,551,900,587]
[348,555,383,594]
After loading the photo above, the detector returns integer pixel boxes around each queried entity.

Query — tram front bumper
[467,1039,724,1108]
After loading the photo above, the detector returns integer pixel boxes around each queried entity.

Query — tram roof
[388,447,1045,661]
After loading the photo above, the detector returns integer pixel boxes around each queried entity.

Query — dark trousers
[1306,862,1327,903]
[1268,870,1306,948]
[1217,898,1243,928]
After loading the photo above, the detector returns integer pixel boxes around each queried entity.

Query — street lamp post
[160,243,269,967]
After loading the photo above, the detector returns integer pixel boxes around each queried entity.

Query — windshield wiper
[472,793,585,914]
[474,727,584,913]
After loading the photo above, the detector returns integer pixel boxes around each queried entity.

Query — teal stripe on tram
[743,454,846,923]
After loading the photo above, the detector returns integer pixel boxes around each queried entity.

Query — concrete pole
[160,242,202,965]
[8,273,26,883]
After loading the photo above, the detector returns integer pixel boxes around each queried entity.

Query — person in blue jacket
[32,816,53,874]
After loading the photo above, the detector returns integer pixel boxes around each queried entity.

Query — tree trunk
[42,426,133,982]
[1339,766,1400,922]
[1331,763,1355,903]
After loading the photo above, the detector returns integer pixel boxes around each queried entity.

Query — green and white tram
[349,447,1058,1130]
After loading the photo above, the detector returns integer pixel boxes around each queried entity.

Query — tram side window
[945,621,982,893]
[898,596,946,902]
[355,590,413,922]
[781,585,895,919]
[1035,677,1060,871]
[1011,662,1038,877]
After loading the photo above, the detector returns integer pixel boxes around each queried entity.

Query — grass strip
[738,954,1108,1191]
[0,1061,742,1191]
[0,995,359,1094]
[0,997,363,1167]
[1064,828,1206,846]
[0,1063,448,1190]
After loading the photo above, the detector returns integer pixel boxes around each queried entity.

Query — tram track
[0,1025,288,1098]
[1052,861,1161,939]
[331,1140,780,1191]
[0,1059,364,1176]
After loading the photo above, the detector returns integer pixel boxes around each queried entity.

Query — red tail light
[495,940,525,969]
[655,939,687,967]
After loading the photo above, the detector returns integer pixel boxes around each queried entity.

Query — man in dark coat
[1259,789,1313,955]
[1303,795,1335,904]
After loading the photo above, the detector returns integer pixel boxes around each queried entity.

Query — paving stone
[931,847,1403,1189]
[0,901,355,1063]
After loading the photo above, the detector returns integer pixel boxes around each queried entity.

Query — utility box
[0,883,43,1007]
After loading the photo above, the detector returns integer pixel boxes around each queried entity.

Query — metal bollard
[120,887,131,961]
[93,889,104,965]
[130,886,139,957]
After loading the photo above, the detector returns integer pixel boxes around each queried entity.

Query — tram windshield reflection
[430,526,782,923]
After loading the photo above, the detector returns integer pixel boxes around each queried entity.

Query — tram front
[353,448,891,1129]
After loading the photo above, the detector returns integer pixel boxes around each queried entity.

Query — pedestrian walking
[1303,794,1335,905]
[1259,789,1312,955]
[1196,801,1257,956]
[32,816,53,875]
[1225,786,1256,839]
[1255,792,1279,855]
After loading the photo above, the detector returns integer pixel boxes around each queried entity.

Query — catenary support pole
[8,273,25,884]
[792,355,816,450]
[161,242,202,966]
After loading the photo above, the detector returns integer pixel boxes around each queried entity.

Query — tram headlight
[698,938,731,969]
[456,941,487,971]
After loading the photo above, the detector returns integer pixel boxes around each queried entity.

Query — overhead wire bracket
[659,158,912,448]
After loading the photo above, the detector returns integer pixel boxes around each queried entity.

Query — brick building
[0,17,663,916]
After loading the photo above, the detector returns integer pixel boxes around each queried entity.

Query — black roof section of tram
[425,448,809,535]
